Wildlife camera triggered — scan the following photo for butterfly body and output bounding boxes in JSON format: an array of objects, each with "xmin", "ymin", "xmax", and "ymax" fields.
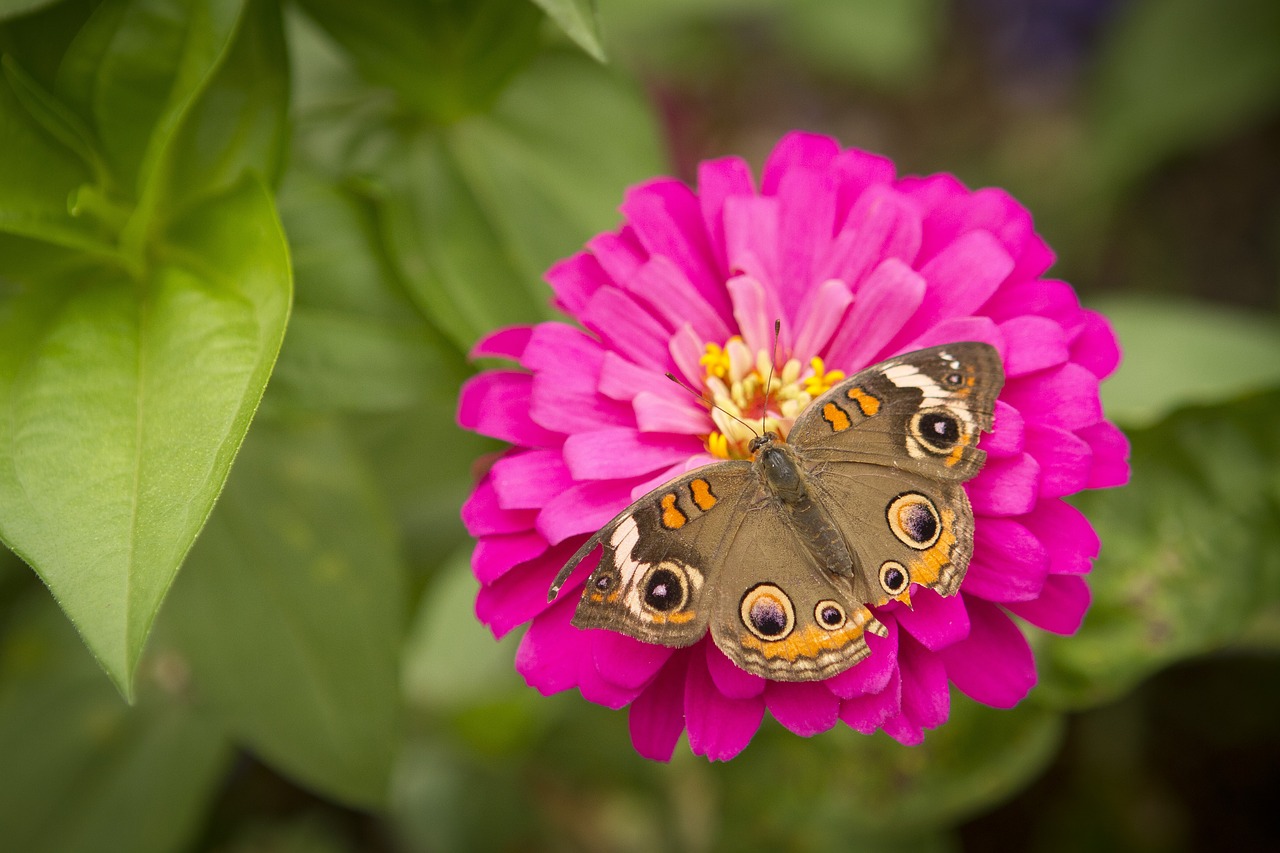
[{"xmin": 547, "ymin": 343, "xmax": 1004, "ymax": 681}]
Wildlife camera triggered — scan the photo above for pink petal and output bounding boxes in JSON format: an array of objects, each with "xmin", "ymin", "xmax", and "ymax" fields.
[
  {"xmin": 581, "ymin": 287, "xmax": 672, "ymax": 371},
  {"xmin": 563, "ymin": 429, "xmax": 703, "ymax": 480},
  {"xmin": 729, "ymin": 274, "xmax": 788, "ymax": 356},
  {"xmin": 622, "ymin": 179, "xmax": 728, "ymax": 318},
  {"xmin": 547, "ymin": 252, "xmax": 609, "ymax": 316},
  {"xmin": 760, "ymin": 130, "xmax": 840, "ymax": 195},
  {"xmin": 536, "ymin": 478, "xmax": 641, "ymax": 544},
  {"xmin": 629, "ymin": 653, "xmax": 689, "ymax": 762},
  {"xmin": 898, "ymin": 634, "xmax": 950, "ymax": 729},
  {"xmin": 818, "ymin": 184, "xmax": 922, "ymax": 291},
  {"xmin": 881, "ymin": 711, "xmax": 924, "ymax": 746},
  {"xmin": 826, "ymin": 616, "xmax": 898, "ymax": 699},
  {"xmin": 521, "ymin": 323, "xmax": 606, "ymax": 385},
  {"xmin": 515, "ymin": 597, "xmax": 588, "ymax": 694},
  {"xmin": 1078, "ymin": 420, "xmax": 1130, "ymax": 488},
  {"xmin": 724, "ymin": 195, "xmax": 779, "ymax": 289},
  {"xmin": 706, "ymin": 643, "xmax": 766, "ymax": 699},
  {"xmin": 999, "ymin": 316, "xmax": 1069, "ymax": 377},
  {"xmin": 530, "ymin": 372, "xmax": 635, "ymax": 434},
  {"xmin": 825, "ymin": 258, "xmax": 926, "ymax": 370},
  {"xmin": 941, "ymin": 599, "xmax": 1036, "ymax": 708},
  {"xmin": 1022, "ymin": 499, "xmax": 1099, "ymax": 576},
  {"xmin": 839, "ymin": 668, "xmax": 902, "ymax": 734},
  {"xmin": 792, "ymin": 279, "xmax": 853, "ymax": 359},
  {"xmin": 592, "ymin": 630, "xmax": 674, "ymax": 690},
  {"xmin": 471, "ymin": 530, "xmax": 549, "ymax": 584},
  {"xmin": 697, "ymin": 156, "xmax": 756, "ymax": 274},
  {"xmin": 896, "ymin": 230, "xmax": 1014, "ymax": 347},
  {"xmin": 965, "ymin": 517, "xmax": 1050, "ymax": 602},
  {"xmin": 765, "ymin": 680, "xmax": 841, "ymax": 737},
  {"xmin": 586, "ymin": 227, "xmax": 646, "ymax": 285},
  {"xmin": 982, "ymin": 279, "xmax": 1081, "ymax": 327},
  {"xmin": 461, "ymin": 478, "xmax": 537, "ymax": 536},
  {"xmin": 597, "ymin": 350, "xmax": 679, "ymax": 403},
  {"xmin": 1024, "ymin": 424, "xmax": 1091, "ymax": 499},
  {"xmin": 905, "ymin": 315, "xmax": 1004, "ymax": 354},
  {"xmin": 1070, "ymin": 309, "xmax": 1122, "ymax": 380},
  {"xmin": 967, "ymin": 453, "xmax": 1040, "ymax": 516},
  {"xmin": 669, "ymin": 324, "xmax": 708, "ymax": 387},
  {"xmin": 776, "ymin": 164, "xmax": 838, "ymax": 311},
  {"xmin": 684, "ymin": 642, "xmax": 766, "ymax": 761},
  {"xmin": 478, "ymin": 544, "xmax": 584, "ymax": 637},
  {"xmin": 982, "ymin": 400, "xmax": 1026, "ymax": 458},
  {"xmin": 831, "ymin": 147, "xmax": 897, "ymax": 227},
  {"xmin": 577, "ymin": 654, "xmax": 646, "ymax": 710},
  {"xmin": 634, "ymin": 390, "xmax": 714, "ymax": 434},
  {"xmin": 1002, "ymin": 363, "xmax": 1102, "ymax": 432},
  {"xmin": 625, "ymin": 255, "xmax": 732, "ymax": 342},
  {"xmin": 895, "ymin": 588, "xmax": 970, "ymax": 651},
  {"xmin": 470, "ymin": 325, "xmax": 533, "ymax": 360},
  {"xmin": 458, "ymin": 372, "xmax": 563, "ymax": 447},
  {"xmin": 489, "ymin": 449, "xmax": 574, "ymax": 510},
  {"xmin": 1006, "ymin": 574, "xmax": 1092, "ymax": 635}
]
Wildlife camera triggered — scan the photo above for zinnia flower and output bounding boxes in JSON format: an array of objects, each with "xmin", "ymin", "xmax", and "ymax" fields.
[{"xmin": 458, "ymin": 131, "xmax": 1128, "ymax": 761}]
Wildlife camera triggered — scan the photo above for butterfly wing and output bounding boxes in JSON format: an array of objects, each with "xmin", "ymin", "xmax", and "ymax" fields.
[
  {"xmin": 551, "ymin": 462, "xmax": 757, "ymax": 647},
  {"xmin": 788, "ymin": 343, "xmax": 1004, "ymax": 602}
]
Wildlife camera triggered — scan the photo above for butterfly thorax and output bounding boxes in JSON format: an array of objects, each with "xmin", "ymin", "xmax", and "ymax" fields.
[{"xmin": 750, "ymin": 432, "xmax": 858, "ymax": 580}]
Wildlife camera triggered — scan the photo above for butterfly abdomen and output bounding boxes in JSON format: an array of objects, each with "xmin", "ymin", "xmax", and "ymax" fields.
[{"xmin": 754, "ymin": 437, "xmax": 857, "ymax": 581}]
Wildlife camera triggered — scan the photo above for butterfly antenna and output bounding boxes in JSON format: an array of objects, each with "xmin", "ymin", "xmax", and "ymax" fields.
[
  {"xmin": 762, "ymin": 320, "xmax": 781, "ymax": 436},
  {"xmin": 664, "ymin": 372, "xmax": 759, "ymax": 437}
]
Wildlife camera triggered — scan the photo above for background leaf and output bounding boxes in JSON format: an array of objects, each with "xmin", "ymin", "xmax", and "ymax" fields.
[
  {"xmin": 0, "ymin": 178, "xmax": 291, "ymax": 695},
  {"xmin": 531, "ymin": 0, "xmax": 606, "ymax": 62},
  {"xmin": 0, "ymin": 588, "xmax": 230, "ymax": 853},
  {"xmin": 163, "ymin": 415, "xmax": 406, "ymax": 809}
]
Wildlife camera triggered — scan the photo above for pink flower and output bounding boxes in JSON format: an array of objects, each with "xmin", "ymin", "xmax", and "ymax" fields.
[{"xmin": 458, "ymin": 131, "xmax": 1128, "ymax": 761}]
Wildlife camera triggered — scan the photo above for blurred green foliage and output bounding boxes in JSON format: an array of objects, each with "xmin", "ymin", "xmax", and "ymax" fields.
[{"xmin": 0, "ymin": 0, "xmax": 1277, "ymax": 850}]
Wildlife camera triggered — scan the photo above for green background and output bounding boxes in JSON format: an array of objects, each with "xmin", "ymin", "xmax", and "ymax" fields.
[{"xmin": 1, "ymin": 0, "xmax": 1278, "ymax": 850}]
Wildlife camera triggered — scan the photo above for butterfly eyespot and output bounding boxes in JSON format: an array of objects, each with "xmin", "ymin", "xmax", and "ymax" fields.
[
  {"xmin": 943, "ymin": 371, "xmax": 964, "ymax": 388},
  {"xmin": 814, "ymin": 600, "xmax": 846, "ymax": 630},
  {"xmin": 740, "ymin": 584, "xmax": 795, "ymax": 641},
  {"xmin": 910, "ymin": 408, "xmax": 963, "ymax": 454},
  {"xmin": 880, "ymin": 561, "xmax": 910, "ymax": 595},
  {"xmin": 594, "ymin": 574, "xmax": 615, "ymax": 591},
  {"xmin": 642, "ymin": 565, "xmax": 688, "ymax": 613},
  {"xmin": 886, "ymin": 493, "xmax": 942, "ymax": 549}
]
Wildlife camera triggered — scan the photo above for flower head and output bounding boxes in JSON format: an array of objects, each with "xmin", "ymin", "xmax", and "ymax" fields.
[{"xmin": 458, "ymin": 131, "xmax": 1128, "ymax": 761}]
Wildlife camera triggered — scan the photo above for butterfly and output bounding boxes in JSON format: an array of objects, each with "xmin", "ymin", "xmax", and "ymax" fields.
[{"xmin": 547, "ymin": 343, "xmax": 1004, "ymax": 682}]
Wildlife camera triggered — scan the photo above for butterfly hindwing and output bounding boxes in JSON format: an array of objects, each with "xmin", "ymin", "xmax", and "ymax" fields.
[{"xmin": 563, "ymin": 463, "xmax": 756, "ymax": 647}]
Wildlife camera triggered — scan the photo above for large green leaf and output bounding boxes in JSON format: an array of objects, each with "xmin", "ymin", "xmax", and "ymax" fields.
[
  {"xmin": 381, "ymin": 49, "xmax": 667, "ymax": 350},
  {"xmin": 295, "ymin": 0, "xmax": 542, "ymax": 123},
  {"xmin": 1037, "ymin": 390, "xmax": 1280, "ymax": 708},
  {"xmin": 0, "ymin": 178, "xmax": 292, "ymax": 697},
  {"xmin": 164, "ymin": 416, "xmax": 405, "ymax": 809},
  {"xmin": 1091, "ymin": 296, "xmax": 1280, "ymax": 428},
  {"xmin": 270, "ymin": 167, "xmax": 467, "ymax": 414},
  {"xmin": 0, "ymin": 589, "xmax": 231, "ymax": 853}
]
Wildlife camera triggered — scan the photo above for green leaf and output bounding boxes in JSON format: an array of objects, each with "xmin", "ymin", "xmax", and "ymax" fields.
[
  {"xmin": 381, "ymin": 49, "xmax": 667, "ymax": 350},
  {"xmin": 0, "ymin": 0, "xmax": 64, "ymax": 21},
  {"xmin": 295, "ymin": 0, "xmax": 542, "ymax": 123},
  {"xmin": 1089, "ymin": 0, "xmax": 1280, "ymax": 186},
  {"xmin": 0, "ymin": 56, "xmax": 109, "ymax": 252},
  {"xmin": 402, "ymin": 546, "xmax": 522, "ymax": 713},
  {"xmin": 163, "ymin": 416, "xmax": 405, "ymax": 809},
  {"xmin": 165, "ymin": 0, "xmax": 290, "ymax": 209},
  {"xmin": 0, "ymin": 177, "xmax": 292, "ymax": 697},
  {"xmin": 0, "ymin": 590, "xmax": 231, "ymax": 853},
  {"xmin": 530, "ymin": 0, "xmax": 606, "ymax": 62},
  {"xmin": 1036, "ymin": 390, "xmax": 1280, "ymax": 708},
  {"xmin": 1090, "ymin": 296, "xmax": 1280, "ymax": 428},
  {"xmin": 270, "ymin": 167, "xmax": 468, "ymax": 413}
]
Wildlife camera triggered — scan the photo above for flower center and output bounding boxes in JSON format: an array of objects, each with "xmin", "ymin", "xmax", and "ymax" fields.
[{"xmin": 699, "ymin": 336, "xmax": 846, "ymax": 460}]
